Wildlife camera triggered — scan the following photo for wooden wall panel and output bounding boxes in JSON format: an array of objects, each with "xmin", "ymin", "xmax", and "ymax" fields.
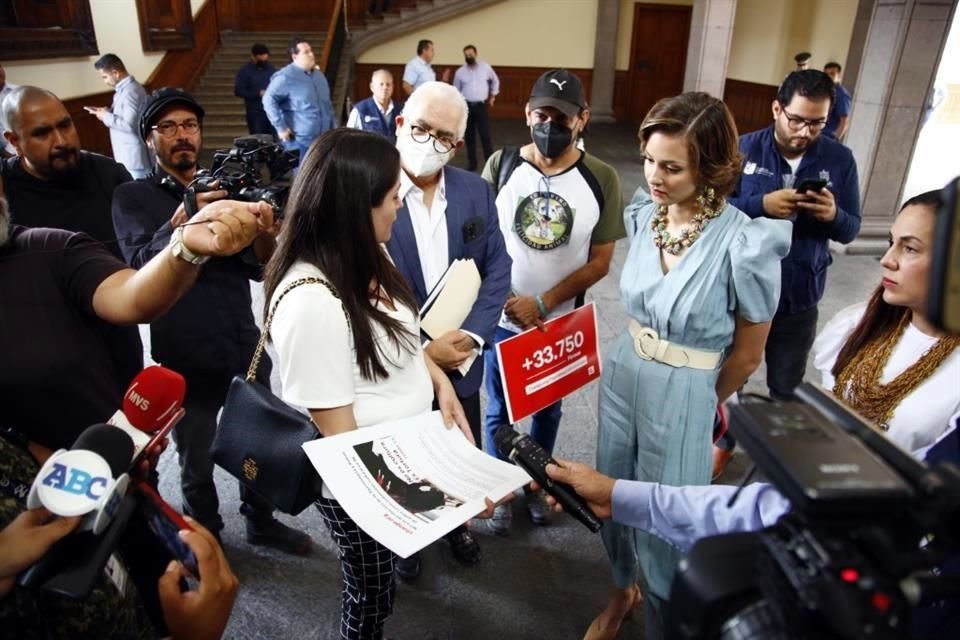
[
  {"xmin": 146, "ymin": 0, "xmax": 220, "ymax": 92},
  {"xmin": 724, "ymin": 78, "xmax": 778, "ymax": 137},
  {"xmin": 352, "ymin": 63, "xmax": 595, "ymax": 121},
  {"xmin": 136, "ymin": 0, "xmax": 194, "ymax": 52},
  {"xmin": 63, "ymin": 92, "xmax": 114, "ymax": 158},
  {"xmin": 215, "ymin": 0, "xmax": 333, "ymax": 32}
]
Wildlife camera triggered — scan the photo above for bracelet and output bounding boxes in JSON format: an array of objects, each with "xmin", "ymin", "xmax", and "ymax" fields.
[{"xmin": 535, "ymin": 294, "xmax": 549, "ymax": 318}]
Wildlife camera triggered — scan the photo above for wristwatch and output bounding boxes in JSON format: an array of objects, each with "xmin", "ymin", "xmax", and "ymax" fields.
[{"xmin": 169, "ymin": 225, "xmax": 209, "ymax": 265}]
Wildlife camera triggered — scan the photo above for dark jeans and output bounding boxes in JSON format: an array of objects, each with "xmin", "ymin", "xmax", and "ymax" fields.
[
  {"xmin": 245, "ymin": 108, "xmax": 275, "ymax": 138},
  {"xmin": 765, "ymin": 305, "xmax": 819, "ymax": 401},
  {"xmin": 464, "ymin": 101, "xmax": 493, "ymax": 171},
  {"xmin": 483, "ymin": 326, "xmax": 563, "ymax": 457},
  {"xmin": 171, "ymin": 367, "xmax": 275, "ymax": 533}
]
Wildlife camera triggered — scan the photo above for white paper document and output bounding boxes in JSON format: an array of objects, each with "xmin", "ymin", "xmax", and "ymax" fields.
[
  {"xmin": 419, "ymin": 258, "xmax": 481, "ymax": 340},
  {"xmin": 302, "ymin": 411, "xmax": 530, "ymax": 558}
]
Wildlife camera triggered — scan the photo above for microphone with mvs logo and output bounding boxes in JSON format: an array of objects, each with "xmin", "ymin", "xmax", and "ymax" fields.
[{"xmin": 107, "ymin": 365, "xmax": 186, "ymax": 463}]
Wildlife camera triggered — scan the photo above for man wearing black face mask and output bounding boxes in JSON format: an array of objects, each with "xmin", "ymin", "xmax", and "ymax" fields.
[
  {"xmin": 454, "ymin": 45, "xmax": 499, "ymax": 172},
  {"xmin": 481, "ymin": 69, "xmax": 625, "ymax": 533},
  {"xmin": 234, "ymin": 44, "xmax": 277, "ymax": 137}
]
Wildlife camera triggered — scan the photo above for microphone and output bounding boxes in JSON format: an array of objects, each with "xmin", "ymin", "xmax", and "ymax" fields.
[
  {"xmin": 26, "ymin": 424, "xmax": 134, "ymax": 534},
  {"xmin": 494, "ymin": 425, "xmax": 602, "ymax": 533},
  {"xmin": 107, "ymin": 365, "xmax": 187, "ymax": 462},
  {"xmin": 20, "ymin": 425, "xmax": 139, "ymax": 598}
]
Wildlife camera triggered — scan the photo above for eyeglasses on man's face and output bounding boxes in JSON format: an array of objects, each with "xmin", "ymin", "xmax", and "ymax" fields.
[
  {"xmin": 409, "ymin": 124, "xmax": 455, "ymax": 153},
  {"xmin": 778, "ymin": 107, "xmax": 826, "ymax": 133},
  {"xmin": 151, "ymin": 119, "xmax": 201, "ymax": 137}
]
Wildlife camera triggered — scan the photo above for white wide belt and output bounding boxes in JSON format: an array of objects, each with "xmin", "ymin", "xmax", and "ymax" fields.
[{"xmin": 627, "ymin": 320, "xmax": 723, "ymax": 371}]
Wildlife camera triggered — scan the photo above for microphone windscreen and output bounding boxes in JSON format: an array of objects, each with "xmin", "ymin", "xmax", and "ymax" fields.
[
  {"xmin": 121, "ymin": 365, "xmax": 186, "ymax": 432},
  {"xmin": 493, "ymin": 425, "xmax": 517, "ymax": 458},
  {"xmin": 72, "ymin": 424, "xmax": 135, "ymax": 478}
]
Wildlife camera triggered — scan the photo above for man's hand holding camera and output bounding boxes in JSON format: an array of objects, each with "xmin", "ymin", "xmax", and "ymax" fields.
[{"xmin": 180, "ymin": 200, "xmax": 276, "ymax": 259}]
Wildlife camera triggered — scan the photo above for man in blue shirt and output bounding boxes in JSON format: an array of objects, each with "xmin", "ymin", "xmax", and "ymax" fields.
[
  {"xmin": 262, "ymin": 37, "xmax": 335, "ymax": 165},
  {"xmin": 454, "ymin": 44, "xmax": 500, "ymax": 172},
  {"xmin": 823, "ymin": 61, "xmax": 853, "ymax": 140},
  {"xmin": 234, "ymin": 43, "xmax": 276, "ymax": 137},
  {"xmin": 729, "ymin": 70, "xmax": 861, "ymax": 402},
  {"xmin": 402, "ymin": 39, "xmax": 436, "ymax": 96}
]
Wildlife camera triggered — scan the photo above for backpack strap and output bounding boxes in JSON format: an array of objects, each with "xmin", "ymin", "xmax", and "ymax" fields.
[{"xmin": 496, "ymin": 145, "xmax": 523, "ymax": 195}]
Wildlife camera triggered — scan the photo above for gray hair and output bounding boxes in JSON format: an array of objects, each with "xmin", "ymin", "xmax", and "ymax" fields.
[{"xmin": 402, "ymin": 81, "xmax": 468, "ymax": 140}]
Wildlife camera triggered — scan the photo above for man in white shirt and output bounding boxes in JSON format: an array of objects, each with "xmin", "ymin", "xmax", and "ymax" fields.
[
  {"xmin": 384, "ymin": 81, "xmax": 511, "ymax": 581},
  {"xmin": 346, "ymin": 69, "xmax": 397, "ymax": 140},
  {"xmin": 402, "ymin": 40, "xmax": 436, "ymax": 96}
]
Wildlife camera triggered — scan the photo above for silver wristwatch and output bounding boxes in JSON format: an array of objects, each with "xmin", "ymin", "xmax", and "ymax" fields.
[{"xmin": 169, "ymin": 225, "xmax": 209, "ymax": 265}]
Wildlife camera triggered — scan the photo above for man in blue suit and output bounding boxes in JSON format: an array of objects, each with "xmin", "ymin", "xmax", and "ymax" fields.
[{"xmin": 385, "ymin": 81, "xmax": 511, "ymax": 581}]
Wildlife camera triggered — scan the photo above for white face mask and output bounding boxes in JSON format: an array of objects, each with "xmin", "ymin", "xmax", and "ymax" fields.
[{"xmin": 396, "ymin": 130, "xmax": 451, "ymax": 178}]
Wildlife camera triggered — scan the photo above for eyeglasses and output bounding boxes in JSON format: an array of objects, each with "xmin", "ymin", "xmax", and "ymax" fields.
[
  {"xmin": 779, "ymin": 108, "xmax": 826, "ymax": 132},
  {"xmin": 409, "ymin": 124, "xmax": 455, "ymax": 153},
  {"xmin": 151, "ymin": 119, "xmax": 201, "ymax": 137}
]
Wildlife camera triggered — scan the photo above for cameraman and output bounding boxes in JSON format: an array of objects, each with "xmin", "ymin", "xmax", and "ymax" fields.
[{"xmin": 111, "ymin": 88, "xmax": 311, "ymax": 555}]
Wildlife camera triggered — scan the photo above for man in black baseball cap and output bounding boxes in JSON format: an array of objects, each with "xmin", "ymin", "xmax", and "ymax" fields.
[
  {"xmin": 478, "ymin": 69, "xmax": 624, "ymax": 534},
  {"xmin": 115, "ymin": 88, "xmax": 312, "ymax": 556}
]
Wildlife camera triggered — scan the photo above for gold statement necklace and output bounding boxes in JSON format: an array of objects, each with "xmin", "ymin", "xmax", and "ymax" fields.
[
  {"xmin": 651, "ymin": 189, "xmax": 726, "ymax": 256},
  {"xmin": 833, "ymin": 312, "xmax": 960, "ymax": 430}
]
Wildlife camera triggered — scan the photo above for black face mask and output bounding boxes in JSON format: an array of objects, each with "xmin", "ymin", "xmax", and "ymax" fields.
[
  {"xmin": 531, "ymin": 121, "xmax": 574, "ymax": 159},
  {"xmin": 465, "ymin": 56, "xmax": 476, "ymax": 65}
]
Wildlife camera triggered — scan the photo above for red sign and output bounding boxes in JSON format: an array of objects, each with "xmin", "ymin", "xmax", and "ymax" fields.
[{"xmin": 496, "ymin": 303, "xmax": 602, "ymax": 424}]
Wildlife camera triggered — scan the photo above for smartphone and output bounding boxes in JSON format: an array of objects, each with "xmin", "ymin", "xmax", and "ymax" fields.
[
  {"xmin": 796, "ymin": 178, "xmax": 827, "ymax": 195},
  {"xmin": 131, "ymin": 407, "xmax": 185, "ymax": 468},
  {"xmin": 136, "ymin": 483, "xmax": 199, "ymax": 578}
]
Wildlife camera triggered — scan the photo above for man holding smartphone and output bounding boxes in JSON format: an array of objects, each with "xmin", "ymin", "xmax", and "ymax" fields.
[{"xmin": 729, "ymin": 70, "xmax": 861, "ymax": 403}]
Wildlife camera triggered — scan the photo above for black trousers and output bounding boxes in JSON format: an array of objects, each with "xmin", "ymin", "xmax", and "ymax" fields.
[
  {"xmin": 171, "ymin": 366, "xmax": 275, "ymax": 532},
  {"xmin": 764, "ymin": 305, "xmax": 819, "ymax": 401},
  {"xmin": 245, "ymin": 108, "xmax": 275, "ymax": 138},
  {"xmin": 464, "ymin": 101, "xmax": 493, "ymax": 171}
]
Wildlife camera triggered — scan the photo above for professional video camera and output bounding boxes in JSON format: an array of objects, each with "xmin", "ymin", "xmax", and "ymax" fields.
[
  {"xmin": 665, "ymin": 177, "xmax": 960, "ymax": 640},
  {"xmin": 193, "ymin": 134, "xmax": 298, "ymax": 215}
]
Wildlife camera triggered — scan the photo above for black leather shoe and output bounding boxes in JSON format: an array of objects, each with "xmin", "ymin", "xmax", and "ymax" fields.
[
  {"xmin": 245, "ymin": 517, "xmax": 313, "ymax": 556},
  {"xmin": 395, "ymin": 552, "xmax": 421, "ymax": 583},
  {"xmin": 445, "ymin": 527, "xmax": 482, "ymax": 566}
]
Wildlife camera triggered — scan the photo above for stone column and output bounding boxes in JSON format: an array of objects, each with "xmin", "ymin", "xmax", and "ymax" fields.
[
  {"xmin": 846, "ymin": 0, "xmax": 956, "ymax": 252},
  {"xmin": 682, "ymin": 0, "xmax": 737, "ymax": 97},
  {"xmin": 842, "ymin": 0, "xmax": 878, "ymax": 98},
  {"xmin": 590, "ymin": 0, "xmax": 620, "ymax": 123}
]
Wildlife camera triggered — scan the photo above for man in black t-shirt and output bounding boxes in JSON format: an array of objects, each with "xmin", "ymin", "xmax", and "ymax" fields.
[{"xmin": 0, "ymin": 86, "xmax": 142, "ymax": 388}]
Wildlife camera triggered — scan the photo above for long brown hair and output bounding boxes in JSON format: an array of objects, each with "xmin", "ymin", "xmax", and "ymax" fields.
[
  {"xmin": 832, "ymin": 189, "xmax": 948, "ymax": 377},
  {"xmin": 263, "ymin": 129, "xmax": 416, "ymax": 381}
]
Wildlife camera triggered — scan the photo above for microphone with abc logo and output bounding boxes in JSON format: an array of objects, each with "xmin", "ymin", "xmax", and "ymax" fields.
[{"xmin": 19, "ymin": 424, "xmax": 137, "ymax": 597}]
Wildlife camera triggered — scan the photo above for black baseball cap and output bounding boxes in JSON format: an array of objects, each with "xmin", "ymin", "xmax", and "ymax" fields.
[
  {"xmin": 528, "ymin": 69, "xmax": 586, "ymax": 119},
  {"xmin": 139, "ymin": 87, "xmax": 205, "ymax": 139}
]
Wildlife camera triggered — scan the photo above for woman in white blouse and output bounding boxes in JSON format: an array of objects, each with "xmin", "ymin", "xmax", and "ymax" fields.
[
  {"xmin": 814, "ymin": 188, "xmax": 960, "ymax": 452},
  {"xmin": 262, "ymin": 129, "xmax": 472, "ymax": 640}
]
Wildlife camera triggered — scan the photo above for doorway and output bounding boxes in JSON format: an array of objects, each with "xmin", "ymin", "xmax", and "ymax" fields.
[{"xmin": 626, "ymin": 3, "xmax": 692, "ymax": 123}]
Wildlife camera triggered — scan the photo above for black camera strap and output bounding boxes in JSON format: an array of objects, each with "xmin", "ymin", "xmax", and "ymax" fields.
[{"xmin": 182, "ymin": 187, "xmax": 201, "ymax": 218}]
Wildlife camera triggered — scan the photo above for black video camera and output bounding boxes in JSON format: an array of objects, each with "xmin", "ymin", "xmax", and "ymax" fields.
[
  {"xmin": 665, "ymin": 177, "xmax": 960, "ymax": 639},
  {"xmin": 193, "ymin": 134, "xmax": 298, "ymax": 215}
]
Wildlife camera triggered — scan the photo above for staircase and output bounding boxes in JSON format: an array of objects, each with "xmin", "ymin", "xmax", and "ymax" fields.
[{"xmin": 191, "ymin": 31, "xmax": 327, "ymax": 153}]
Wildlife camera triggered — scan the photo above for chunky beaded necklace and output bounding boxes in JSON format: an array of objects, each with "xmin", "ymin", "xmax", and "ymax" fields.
[
  {"xmin": 833, "ymin": 312, "xmax": 960, "ymax": 431},
  {"xmin": 651, "ymin": 190, "xmax": 726, "ymax": 256}
]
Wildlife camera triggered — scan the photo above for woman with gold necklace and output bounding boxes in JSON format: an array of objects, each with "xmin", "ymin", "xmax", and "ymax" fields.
[
  {"xmin": 814, "ymin": 189, "xmax": 960, "ymax": 453},
  {"xmin": 588, "ymin": 93, "xmax": 791, "ymax": 640}
]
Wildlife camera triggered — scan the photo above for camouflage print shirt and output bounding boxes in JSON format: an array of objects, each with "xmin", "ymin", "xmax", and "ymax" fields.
[{"xmin": 0, "ymin": 431, "xmax": 158, "ymax": 640}]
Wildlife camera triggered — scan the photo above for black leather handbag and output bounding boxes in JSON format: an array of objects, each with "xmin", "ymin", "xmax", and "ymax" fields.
[{"xmin": 212, "ymin": 277, "xmax": 339, "ymax": 515}]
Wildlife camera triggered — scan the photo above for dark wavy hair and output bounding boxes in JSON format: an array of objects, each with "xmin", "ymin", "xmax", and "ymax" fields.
[
  {"xmin": 639, "ymin": 92, "xmax": 743, "ymax": 196},
  {"xmin": 777, "ymin": 70, "xmax": 836, "ymax": 108},
  {"xmin": 263, "ymin": 128, "xmax": 416, "ymax": 381},
  {"xmin": 832, "ymin": 189, "xmax": 954, "ymax": 377}
]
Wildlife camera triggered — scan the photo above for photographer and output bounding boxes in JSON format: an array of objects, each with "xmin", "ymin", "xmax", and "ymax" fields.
[{"xmin": 111, "ymin": 88, "xmax": 311, "ymax": 555}]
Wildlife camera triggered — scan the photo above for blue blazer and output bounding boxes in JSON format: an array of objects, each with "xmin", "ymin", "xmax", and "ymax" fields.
[{"xmin": 386, "ymin": 166, "xmax": 512, "ymax": 396}]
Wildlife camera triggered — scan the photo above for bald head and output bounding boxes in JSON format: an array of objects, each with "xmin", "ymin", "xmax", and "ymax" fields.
[
  {"xmin": 2, "ymin": 86, "xmax": 80, "ymax": 180},
  {"xmin": 370, "ymin": 69, "xmax": 394, "ymax": 108}
]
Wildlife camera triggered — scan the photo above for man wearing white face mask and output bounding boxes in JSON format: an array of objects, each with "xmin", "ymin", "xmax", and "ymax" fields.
[{"xmin": 384, "ymin": 81, "xmax": 512, "ymax": 582}]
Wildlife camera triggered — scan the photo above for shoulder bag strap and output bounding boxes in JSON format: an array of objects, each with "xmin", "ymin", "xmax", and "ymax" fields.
[{"xmin": 245, "ymin": 276, "xmax": 344, "ymax": 382}]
